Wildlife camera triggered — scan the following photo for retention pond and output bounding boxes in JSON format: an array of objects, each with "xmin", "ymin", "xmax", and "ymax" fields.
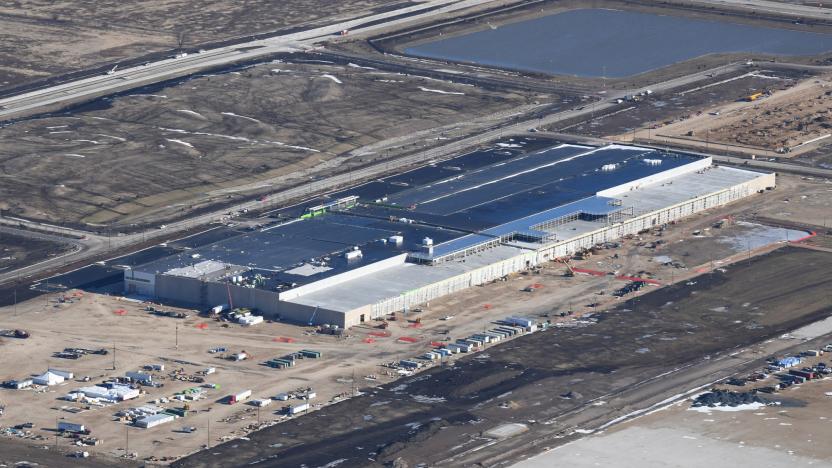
[{"xmin": 404, "ymin": 9, "xmax": 832, "ymax": 77}]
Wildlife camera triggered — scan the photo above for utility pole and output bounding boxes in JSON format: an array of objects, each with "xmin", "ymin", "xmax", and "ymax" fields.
[
  {"xmin": 207, "ymin": 417, "xmax": 211, "ymax": 449},
  {"xmin": 175, "ymin": 322, "xmax": 179, "ymax": 350},
  {"xmin": 112, "ymin": 343, "xmax": 116, "ymax": 370},
  {"xmin": 125, "ymin": 425, "xmax": 129, "ymax": 457},
  {"xmin": 55, "ymin": 417, "xmax": 59, "ymax": 450}
]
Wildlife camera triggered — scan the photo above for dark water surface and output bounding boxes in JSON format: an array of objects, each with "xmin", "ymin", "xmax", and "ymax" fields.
[{"xmin": 405, "ymin": 9, "xmax": 832, "ymax": 77}]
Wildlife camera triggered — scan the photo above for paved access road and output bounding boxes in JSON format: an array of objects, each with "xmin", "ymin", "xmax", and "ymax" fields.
[{"xmin": 683, "ymin": 0, "xmax": 832, "ymax": 19}]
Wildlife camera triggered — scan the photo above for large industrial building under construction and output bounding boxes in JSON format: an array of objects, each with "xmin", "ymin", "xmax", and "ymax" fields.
[{"xmin": 125, "ymin": 141, "xmax": 775, "ymax": 327}]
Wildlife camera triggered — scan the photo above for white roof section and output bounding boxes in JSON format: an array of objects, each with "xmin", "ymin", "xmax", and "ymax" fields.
[
  {"xmin": 284, "ymin": 263, "xmax": 333, "ymax": 276},
  {"xmin": 165, "ymin": 259, "xmax": 229, "ymax": 278},
  {"xmin": 620, "ymin": 165, "xmax": 766, "ymax": 213},
  {"xmin": 288, "ymin": 244, "xmax": 529, "ymax": 312}
]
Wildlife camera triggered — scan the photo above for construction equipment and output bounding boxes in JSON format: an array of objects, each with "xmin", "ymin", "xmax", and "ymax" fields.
[
  {"xmin": 745, "ymin": 92, "xmax": 764, "ymax": 102},
  {"xmin": 0, "ymin": 329, "xmax": 29, "ymax": 339},
  {"xmin": 563, "ymin": 260, "xmax": 575, "ymax": 277}
]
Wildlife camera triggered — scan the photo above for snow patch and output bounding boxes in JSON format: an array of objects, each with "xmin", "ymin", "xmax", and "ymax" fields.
[
  {"xmin": 321, "ymin": 74, "xmax": 343, "ymax": 84},
  {"xmin": 412, "ymin": 395, "xmax": 446, "ymax": 404},
  {"xmin": 166, "ymin": 138, "xmax": 195, "ymax": 149},
  {"xmin": 221, "ymin": 112, "xmax": 261, "ymax": 123},
  {"xmin": 348, "ymin": 62, "xmax": 375, "ymax": 70},
  {"xmin": 177, "ymin": 109, "xmax": 206, "ymax": 119},
  {"xmin": 688, "ymin": 402, "xmax": 766, "ymax": 414},
  {"xmin": 418, "ymin": 86, "xmax": 464, "ymax": 95}
]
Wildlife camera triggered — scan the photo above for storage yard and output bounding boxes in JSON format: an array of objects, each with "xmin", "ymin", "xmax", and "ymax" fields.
[{"xmin": 626, "ymin": 74, "xmax": 832, "ymax": 158}]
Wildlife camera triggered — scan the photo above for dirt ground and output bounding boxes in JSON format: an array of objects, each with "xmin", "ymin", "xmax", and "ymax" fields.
[
  {"xmin": 628, "ymin": 75, "xmax": 832, "ymax": 157},
  {"xmin": 0, "ymin": 0, "xmax": 401, "ymax": 90},
  {"xmin": 0, "ymin": 230, "xmax": 73, "ymax": 274},
  {"xmin": 554, "ymin": 68, "xmax": 807, "ymax": 136},
  {"xmin": 0, "ymin": 59, "xmax": 536, "ymax": 228}
]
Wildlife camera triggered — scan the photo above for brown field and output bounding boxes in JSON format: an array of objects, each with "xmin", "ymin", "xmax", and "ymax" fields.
[
  {"xmin": 0, "ymin": 59, "xmax": 535, "ymax": 227},
  {"xmin": 619, "ymin": 75, "xmax": 832, "ymax": 158},
  {"xmin": 0, "ymin": 0, "xmax": 400, "ymax": 90}
]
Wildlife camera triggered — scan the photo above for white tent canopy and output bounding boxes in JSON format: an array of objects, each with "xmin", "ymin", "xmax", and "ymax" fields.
[{"xmin": 33, "ymin": 371, "xmax": 65, "ymax": 386}]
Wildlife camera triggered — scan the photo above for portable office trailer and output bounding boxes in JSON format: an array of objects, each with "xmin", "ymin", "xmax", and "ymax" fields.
[
  {"xmin": 288, "ymin": 403, "xmax": 309, "ymax": 415},
  {"xmin": 136, "ymin": 414, "xmax": 175, "ymax": 429},
  {"xmin": 505, "ymin": 316, "xmax": 535, "ymax": 328},
  {"xmin": 471, "ymin": 334, "xmax": 491, "ymax": 344},
  {"xmin": 464, "ymin": 338, "xmax": 484, "ymax": 347},
  {"xmin": 58, "ymin": 422, "xmax": 87, "ymax": 434},
  {"xmin": 483, "ymin": 332, "xmax": 502, "ymax": 342},
  {"xmin": 126, "ymin": 371, "xmax": 153, "ymax": 384},
  {"xmin": 489, "ymin": 329, "xmax": 509, "ymax": 339},
  {"xmin": 452, "ymin": 342, "xmax": 473, "ymax": 353},
  {"xmin": 7, "ymin": 379, "xmax": 32, "ymax": 389},
  {"xmin": 229, "ymin": 389, "xmax": 252, "ymax": 404}
]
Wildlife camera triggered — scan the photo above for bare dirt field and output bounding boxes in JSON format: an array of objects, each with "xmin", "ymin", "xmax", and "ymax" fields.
[
  {"xmin": 0, "ymin": 0, "xmax": 401, "ymax": 90},
  {"xmin": 0, "ymin": 230, "xmax": 73, "ymax": 274},
  {"xmin": 628, "ymin": 75, "xmax": 832, "ymax": 158},
  {"xmin": 554, "ymin": 68, "xmax": 808, "ymax": 136},
  {"xmin": 0, "ymin": 59, "xmax": 536, "ymax": 228}
]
